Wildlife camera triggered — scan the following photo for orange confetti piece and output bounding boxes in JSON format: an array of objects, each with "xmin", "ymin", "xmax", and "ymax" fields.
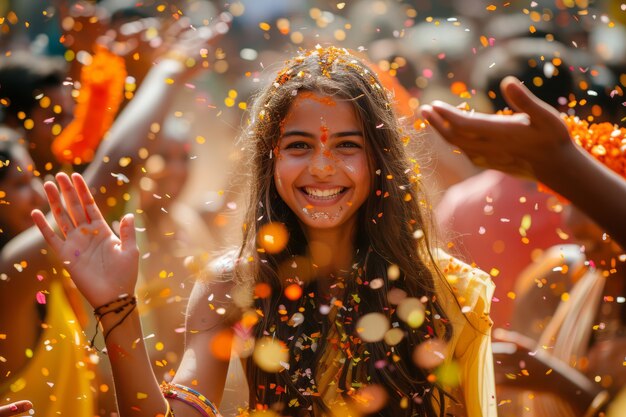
[{"xmin": 284, "ymin": 283, "xmax": 303, "ymax": 301}]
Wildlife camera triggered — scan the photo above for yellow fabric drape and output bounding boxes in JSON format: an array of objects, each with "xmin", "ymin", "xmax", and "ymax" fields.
[{"xmin": 0, "ymin": 280, "xmax": 96, "ymax": 416}]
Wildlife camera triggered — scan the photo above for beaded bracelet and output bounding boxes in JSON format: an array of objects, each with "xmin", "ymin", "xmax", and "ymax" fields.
[{"xmin": 161, "ymin": 382, "xmax": 219, "ymax": 417}]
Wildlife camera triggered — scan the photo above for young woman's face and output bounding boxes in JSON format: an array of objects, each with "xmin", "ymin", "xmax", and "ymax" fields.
[
  {"xmin": 0, "ymin": 147, "xmax": 45, "ymax": 236},
  {"xmin": 274, "ymin": 91, "xmax": 371, "ymax": 234}
]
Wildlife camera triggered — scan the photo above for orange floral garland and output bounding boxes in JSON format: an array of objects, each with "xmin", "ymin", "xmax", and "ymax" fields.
[
  {"xmin": 52, "ymin": 45, "xmax": 126, "ymax": 164},
  {"xmin": 562, "ymin": 115, "xmax": 626, "ymax": 179}
]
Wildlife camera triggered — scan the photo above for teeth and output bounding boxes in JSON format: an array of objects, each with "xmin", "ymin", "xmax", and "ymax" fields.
[{"xmin": 304, "ymin": 187, "xmax": 344, "ymax": 199}]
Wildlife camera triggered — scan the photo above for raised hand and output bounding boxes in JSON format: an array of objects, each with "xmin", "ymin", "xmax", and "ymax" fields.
[
  {"xmin": 420, "ymin": 76, "xmax": 573, "ymax": 180},
  {"xmin": 155, "ymin": 12, "xmax": 232, "ymax": 81},
  {"xmin": 31, "ymin": 173, "xmax": 139, "ymax": 308}
]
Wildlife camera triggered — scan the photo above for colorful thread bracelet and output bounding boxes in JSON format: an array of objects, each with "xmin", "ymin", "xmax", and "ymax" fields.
[{"xmin": 161, "ymin": 382, "xmax": 219, "ymax": 417}]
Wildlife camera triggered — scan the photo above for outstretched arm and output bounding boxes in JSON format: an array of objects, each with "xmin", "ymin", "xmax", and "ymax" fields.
[
  {"xmin": 82, "ymin": 13, "xmax": 232, "ymax": 210},
  {"xmin": 421, "ymin": 76, "xmax": 626, "ymax": 249},
  {"xmin": 493, "ymin": 329, "xmax": 608, "ymax": 415},
  {"xmin": 30, "ymin": 173, "xmax": 166, "ymax": 415},
  {"xmin": 31, "ymin": 173, "xmax": 232, "ymax": 416}
]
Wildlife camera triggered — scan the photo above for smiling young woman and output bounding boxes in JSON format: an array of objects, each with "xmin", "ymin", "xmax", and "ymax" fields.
[{"xmin": 31, "ymin": 46, "xmax": 497, "ymax": 417}]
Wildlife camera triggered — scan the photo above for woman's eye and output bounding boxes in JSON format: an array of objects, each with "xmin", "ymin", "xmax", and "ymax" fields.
[
  {"xmin": 337, "ymin": 141, "xmax": 361, "ymax": 149},
  {"xmin": 285, "ymin": 141, "xmax": 310, "ymax": 150}
]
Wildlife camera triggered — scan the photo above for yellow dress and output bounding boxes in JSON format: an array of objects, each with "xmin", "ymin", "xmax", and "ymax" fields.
[
  {"xmin": 0, "ymin": 280, "xmax": 96, "ymax": 416},
  {"xmin": 316, "ymin": 250, "xmax": 497, "ymax": 417},
  {"xmin": 433, "ymin": 249, "xmax": 497, "ymax": 417}
]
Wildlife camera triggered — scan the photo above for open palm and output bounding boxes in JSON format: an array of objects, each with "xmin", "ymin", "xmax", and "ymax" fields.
[
  {"xmin": 31, "ymin": 173, "xmax": 139, "ymax": 308},
  {"xmin": 421, "ymin": 76, "xmax": 573, "ymax": 180}
]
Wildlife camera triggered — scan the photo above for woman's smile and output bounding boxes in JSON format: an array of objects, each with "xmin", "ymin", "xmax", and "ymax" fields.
[{"xmin": 274, "ymin": 91, "xmax": 371, "ymax": 233}]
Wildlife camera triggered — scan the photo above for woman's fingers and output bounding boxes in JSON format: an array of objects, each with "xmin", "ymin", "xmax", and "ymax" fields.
[
  {"xmin": 31, "ymin": 210, "xmax": 65, "ymax": 252},
  {"xmin": 43, "ymin": 180, "xmax": 75, "ymax": 237},
  {"xmin": 119, "ymin": 213, "xmax": 137, "ymax": 253},
  {"xmin": 56, "ymin": 173, "xmax": 88, "ymax": 226},
  {"xmin": 71, "ymin": 173, "xmax": 105, "ymax": 224}
]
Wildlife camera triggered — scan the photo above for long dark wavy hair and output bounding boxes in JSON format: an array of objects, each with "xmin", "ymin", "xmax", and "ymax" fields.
[{"xmin": 235, "ymin": 47, "xmax": 453, "ymax": 417}]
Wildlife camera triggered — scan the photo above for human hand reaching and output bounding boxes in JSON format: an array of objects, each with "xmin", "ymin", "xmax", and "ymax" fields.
[
  {"xmin": 492, "ymin": 328, "xmax": 602, "ymax": 411},
  {"xmin": 155, "ymin": 12, "xmax": 232, "ymax": 81},
  {"xmin": 420, "ymin": 76, "xmax": 573, "ymax": 180},
  {"xmin": 31, "ymin": 173, "xmax": 139, "ymax": 308}
]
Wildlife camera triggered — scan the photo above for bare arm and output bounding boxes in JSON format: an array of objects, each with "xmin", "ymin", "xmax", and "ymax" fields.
[
  {"xmin": 421, "ymin": 76, "xmax": 626, "ymax": 249},
  {"xmin": 33, "ymin": 174, "xmax": 230, "ymax": 417},
  {"xmin": 82, "ymin": 13, "xmax": 231, "ymax": 210},
  {"xmin": 31, "ymin": 172, "xmax": 234, "ymax": 416},
  {"xmin": 493, "ymin": 329, "xmax": 605, "ymax": 414}
]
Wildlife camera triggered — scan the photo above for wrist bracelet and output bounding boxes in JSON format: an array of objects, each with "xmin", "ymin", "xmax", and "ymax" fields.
[
  {"xmin": 582, "ymin": 390, "xmax": 611, "ymax": 417},
  {"xmin": 161, "ymin": 382, "xmax": 219, "ymax": 417},
  {"xmin": 89, "ymin": 295, "xmax": 137, "ymax": 350}
]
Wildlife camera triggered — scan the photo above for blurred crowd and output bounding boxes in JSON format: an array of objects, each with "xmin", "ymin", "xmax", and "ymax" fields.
[{"xmin": 0, "ymin": 0, "xmax": 625, "ymax": 416}]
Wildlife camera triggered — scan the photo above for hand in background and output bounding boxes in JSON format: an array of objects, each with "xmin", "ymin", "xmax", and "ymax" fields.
[{"xmin": 421, "ymin": 76, "xmax": 572, "ymax": 180}]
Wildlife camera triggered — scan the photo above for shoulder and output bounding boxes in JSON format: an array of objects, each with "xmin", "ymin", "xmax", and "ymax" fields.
[
  {"xmin": 432, "ymin": 248, "xmax": 494, "ymax": 308},
  {"xmin": 431, "ymin": 248, "xmax": 494, "ymax": 331},
  {"xmin": 186, "ymin": 249, "xmax": 253, "ymax": 328}
]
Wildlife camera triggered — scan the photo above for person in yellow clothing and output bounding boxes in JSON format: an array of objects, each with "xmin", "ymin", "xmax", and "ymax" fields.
[
  {"xmin": 31, "ymin": 42, "xmax": 626, "ymax": 417},
  {"xmin": 32, "ymin": 46, "xmax": 499, "ymax": 417},
  {"xmin": 0, "ymin": 280, "xmax": 95, "ymax": 416}
]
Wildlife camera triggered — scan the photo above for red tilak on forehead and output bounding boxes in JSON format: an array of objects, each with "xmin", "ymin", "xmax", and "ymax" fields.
[{"xmin": 320, "ymin": 119, "xmax": 329, "ymax": 144}]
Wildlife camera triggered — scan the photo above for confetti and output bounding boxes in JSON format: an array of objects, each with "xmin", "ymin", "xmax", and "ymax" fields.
[
  {"xmin": 253, "ymin": 337, "xmax": 288, "ymax": 372},
  {"xmin": 397, "ymin": 298, "xmax": 425, "ymax": 328},
  {"xmin": 257, "ymin": 222, "xmax": 289, "ymax": 254},
  {"xmin": 356, "ymin": 313, "xmax": 389, "ymax": 342},
  {"xmin": 413, "ymin": 338, "xmax": 448, "ymax": 368}
]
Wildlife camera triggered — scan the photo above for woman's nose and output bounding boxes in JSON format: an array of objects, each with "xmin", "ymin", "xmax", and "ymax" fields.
[{"xmin": 308, "ymin": 150, "xmax": 336, "ymax": 178}]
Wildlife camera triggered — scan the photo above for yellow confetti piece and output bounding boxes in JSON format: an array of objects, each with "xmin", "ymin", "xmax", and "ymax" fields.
[
  {"xmin": 10, "ymin": 378, "xmax": 26, "ymax": 393},
  {"xmin": 507, "ymin": 291, "xmax": 516, "ymax": 300},
  {"xmin": 356, "ymin": 313, "xmax": 389, "ymax": 342},
  {"xmin": 388, "ymin": 264, "xmax": 400, "ymax": 280},
  {"xmin": 155, "ymin": 342, "xmax": 164, "ymax": 351},
  {"xmin": 561, "ymin": 292, "xmax": 570, "ymax": 302},
  {"xmin": 253, "ymin": 337, "xmax": 288, "ymax": 372},
  {"xmin": 486, "ymin": 4, "xmax": 497, "ymax": 11},
  {"xmin": 489, "ymin": 268, "xmax": 500, "ymax": 277},
  {"xmin": 136, "ymin": 392, "xmax": 148, "ymax": 399},
  {"xmin": 259, "ymin": 22, "xmax": 271, "ymax": 31}
]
